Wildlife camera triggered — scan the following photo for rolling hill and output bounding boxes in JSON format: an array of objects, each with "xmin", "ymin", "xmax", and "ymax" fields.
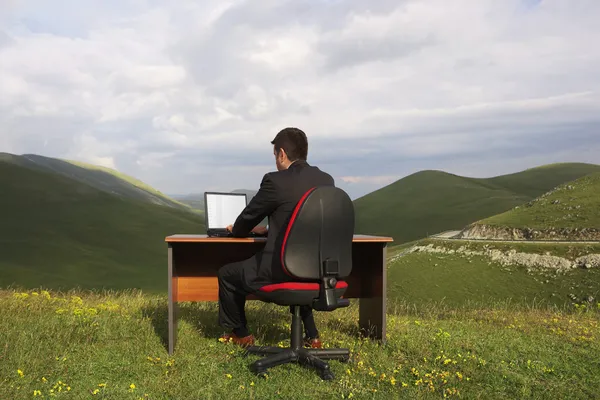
[
  {"xmin": 458, "ymin": 171, "xmax": 600, "ymax": 240},
  {"xmin": 353, "ymin": 163, "xmax": 600, "ymax": 243},
  {"xmin": 0, "ymin": 159, "xmax": 204, "ymax": 292},
  {"xmin": 0, "ymin": 153, "xmax": 189, "ymax": 210}
]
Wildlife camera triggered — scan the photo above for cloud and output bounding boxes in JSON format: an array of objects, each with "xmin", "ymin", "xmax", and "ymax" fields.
[{"xmin": 0, "ymin": 0, "xmax": 599, "ymax": 199}]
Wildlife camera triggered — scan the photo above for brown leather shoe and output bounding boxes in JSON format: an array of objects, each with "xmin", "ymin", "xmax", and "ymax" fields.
[
  {"xmin": 304, "ymin": 337, "xmax": 322, "ymax": 349},
  {"xmin": 219, "ymin": 333, "xmax": 255, "ymax": 347}
]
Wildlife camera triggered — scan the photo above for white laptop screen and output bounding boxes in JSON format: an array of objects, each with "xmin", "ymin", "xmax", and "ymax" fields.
[{"xmin": 205, "ymin": 193, "xmax": 247, "ymax": 229}]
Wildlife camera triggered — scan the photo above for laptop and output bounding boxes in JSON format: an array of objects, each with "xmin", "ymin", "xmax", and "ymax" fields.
[{"xmin": 204, "ymin": 192, "xmax": 248, "ymax": 237}]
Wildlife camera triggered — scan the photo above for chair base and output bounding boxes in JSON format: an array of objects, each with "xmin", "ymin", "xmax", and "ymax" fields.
[{"xmin": 246, "ymin": 346, "xmax": 350, "ymax": 380}]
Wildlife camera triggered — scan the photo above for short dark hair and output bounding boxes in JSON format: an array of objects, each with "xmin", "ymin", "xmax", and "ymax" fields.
[{"xmin": 271, "ymin": 127, "xmax": 308, "ymax": 161}]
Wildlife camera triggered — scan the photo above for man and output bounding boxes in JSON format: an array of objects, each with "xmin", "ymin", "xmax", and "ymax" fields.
[{"xmin": 218, "ymin": 127, "xmax": 335, "ymax": 348}]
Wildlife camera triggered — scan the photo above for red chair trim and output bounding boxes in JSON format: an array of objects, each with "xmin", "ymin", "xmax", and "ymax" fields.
[
  {"xmin": 259, "ymin": 281, "xmax": 348, "ymax": 293},
  {"xmin": 280, "ymin": 187, "xmax": 317, "ymax": 276}
]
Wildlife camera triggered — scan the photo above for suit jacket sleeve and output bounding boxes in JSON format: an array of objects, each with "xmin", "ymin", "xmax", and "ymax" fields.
[{"xmin": 231, "ymin": 173, "xmax": 278, "ymax": 237}]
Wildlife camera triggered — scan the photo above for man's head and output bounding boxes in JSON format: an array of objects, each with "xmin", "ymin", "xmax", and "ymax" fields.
[{"xmin": 271, "ymin": 127, "xmax": 308, "ymax": 171}]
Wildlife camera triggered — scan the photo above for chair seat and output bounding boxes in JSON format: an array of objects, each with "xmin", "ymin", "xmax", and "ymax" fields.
[{"xmin": 257, "ymin": 281, "xmax": 348, "ymax": 306}]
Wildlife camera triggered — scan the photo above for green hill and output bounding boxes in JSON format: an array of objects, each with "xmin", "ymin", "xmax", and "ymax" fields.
[
  {"xmin": 0, "ymin": 153, "xmax": 189, "ymax": 210},
  {"xmin": 459, "ymin": 172, "xmax": 600, "ymax": 240},
  {"xmin": 486, "ymin": 162, "xmax": 600, "ymax": 198},
  {"xmin": 0, "ymin": 160, "xmax": 204, "ymax": 291},
  {"xmin": 354, "ymin": 163, "xmax": 600, "ymax": 243}
]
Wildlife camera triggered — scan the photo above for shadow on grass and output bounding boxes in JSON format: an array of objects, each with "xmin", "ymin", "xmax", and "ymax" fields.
[{"xmin": 141, "ymin": 301, "xmax": 294, "ymax": 352}]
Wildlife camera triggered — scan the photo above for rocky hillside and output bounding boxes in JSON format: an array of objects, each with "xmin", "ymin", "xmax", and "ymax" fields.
[{"xmin": 457, "ymin": 172, "xmax": 600, "ymax": 241}]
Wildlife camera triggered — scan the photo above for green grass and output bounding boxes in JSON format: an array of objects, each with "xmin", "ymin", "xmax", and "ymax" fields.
[
  {"xmin": 354, "ymin": 163, "xmax": 600, "ymax": 244},
  {"xmin": 388, "ymin": 239, "xmax": 600, "ymax": 309},
  {"xmin": 1, "ymin": 289, "xmax": 599, "ymax": 399},
  {"xmin": 479, "ymin": 172, "xmax": 600, "ymax": 230},
  {"xmin": 0, "ymin": 161, "xmax": 204, "ymax": 292}
]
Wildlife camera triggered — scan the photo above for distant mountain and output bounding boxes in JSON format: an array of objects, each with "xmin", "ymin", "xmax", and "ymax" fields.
[
  {"xmin": 0, "ymin": 153, "xmax": 189, "ymax": 211},
  {"xmin": 353, "ymin": 162, "xmax": 600, "ymax": 244},
  {"xmin": 0, "ymin": 158, "xmax": 204, "ymax": 291}
]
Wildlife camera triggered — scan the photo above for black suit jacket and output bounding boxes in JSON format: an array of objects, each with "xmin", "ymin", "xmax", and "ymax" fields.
[{"xmin": 231, "ymin": 160, "xmax": 334, "ymax": 291}]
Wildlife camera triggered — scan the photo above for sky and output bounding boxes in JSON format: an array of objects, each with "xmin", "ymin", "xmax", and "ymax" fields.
[{"xmin": 1, "ymin": 0, "xmax": 599, "ymax": 199}]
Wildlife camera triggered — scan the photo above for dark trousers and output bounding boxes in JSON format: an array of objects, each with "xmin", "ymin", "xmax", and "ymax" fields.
[{"xmin": 217, "ymin": 256, "xmax": 318, "ymax": 338}]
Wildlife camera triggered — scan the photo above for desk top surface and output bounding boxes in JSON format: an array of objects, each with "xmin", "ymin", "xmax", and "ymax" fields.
[{"xmin": 165, "ymin": 234, "xmax": 393, "ymax": 243}]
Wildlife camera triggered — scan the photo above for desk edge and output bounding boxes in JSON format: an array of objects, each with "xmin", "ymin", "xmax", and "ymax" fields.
[{"xmin": 165, "ymin": 235, "xmax": 394, "ymax": 243}]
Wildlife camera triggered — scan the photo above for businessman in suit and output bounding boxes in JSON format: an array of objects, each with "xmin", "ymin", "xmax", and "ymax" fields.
[{"xmin": 218, "ymin": 127, "xmax": 335, "ymax": 348}]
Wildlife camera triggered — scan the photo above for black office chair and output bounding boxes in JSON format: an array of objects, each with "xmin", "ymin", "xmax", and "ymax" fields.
[{"xmin": 246, "ymin": 186, "xmax": 355, "ymax": 380}]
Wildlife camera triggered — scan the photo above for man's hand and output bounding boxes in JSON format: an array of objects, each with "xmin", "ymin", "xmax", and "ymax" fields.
[
  {"xmin": 251, "ymin": 226, "xmax": 268, "ymax": 235},
  {"xmin": 226, "ymin": 224, "xmax": 233, "ymax": 232}
]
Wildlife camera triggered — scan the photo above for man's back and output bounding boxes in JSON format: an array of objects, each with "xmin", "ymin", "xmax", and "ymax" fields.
[{"xmin": 231, "ymin": 159, "xmax": 334, "ymax": 288}]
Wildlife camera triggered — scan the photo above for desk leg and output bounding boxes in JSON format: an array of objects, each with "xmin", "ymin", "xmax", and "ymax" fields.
[
  {"xmin": 168, "ymin": 244, "xmax": 178, "ymax": 355},
  {"xmin": 358, "ymin": 244, "xmax": 387, "ymax": 343}
]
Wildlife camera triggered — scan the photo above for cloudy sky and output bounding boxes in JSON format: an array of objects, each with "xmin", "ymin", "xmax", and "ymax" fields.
[{"xmin": 1, "ymin": 0, "xmax": 599, "ymax": 199}]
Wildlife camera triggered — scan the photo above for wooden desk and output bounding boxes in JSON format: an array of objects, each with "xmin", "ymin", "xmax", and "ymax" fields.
[{"xmin": 165, "ymin": 234, "xmax": 393, "ymax": 355}]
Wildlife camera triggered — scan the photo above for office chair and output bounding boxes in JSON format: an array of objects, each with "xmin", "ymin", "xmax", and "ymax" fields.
[{"xmin": 246, "ymin": 186, "xmax": 354, "ymax": 380}]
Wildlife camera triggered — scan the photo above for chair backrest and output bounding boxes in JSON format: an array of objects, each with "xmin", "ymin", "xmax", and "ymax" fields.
[{"xmin": 280, "ymin": 186, "xmax": 354, "ymax": 281}]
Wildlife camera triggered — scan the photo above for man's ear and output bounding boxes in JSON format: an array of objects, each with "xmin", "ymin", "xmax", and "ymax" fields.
[{"xmin": 279, "ymin": 148, "xmax": 288, "ymax": 161}]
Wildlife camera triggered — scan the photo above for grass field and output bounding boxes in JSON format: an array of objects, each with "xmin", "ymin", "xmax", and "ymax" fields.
[
  {"xmin": 353, "ymin": 163, "xmax": 600, "ymax": 244},
  {"xmin": 0, "ymin": 161, "xmax": 204, "ymax": 292},
  {"xmin": 1, "ymin": 289, "xmax": 599, "ymax": 399},
  {"xmin": 479, "ymin": 172, "xmax": 600, "ymax": 230},
  {"xmin": 388, "ymin": 239, "xmax": 600, "ymax": 309}
]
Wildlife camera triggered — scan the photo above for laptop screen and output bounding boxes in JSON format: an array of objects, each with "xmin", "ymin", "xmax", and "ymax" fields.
[{"xmin": 204, "ymin": 192, "xmax": 247, "ymax": 229}]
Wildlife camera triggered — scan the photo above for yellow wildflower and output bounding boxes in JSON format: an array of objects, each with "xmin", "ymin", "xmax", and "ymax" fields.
[
  {"xmin": 17, "ymin": 369, "xmax": 24, "ymax": 378},
  {"xmin": 226, "ymin": 374, "xmax": 232, "ymax": 379},
  {"xmin": 33, "ymin": 390, "xmax": 42, "ymax": 396}
]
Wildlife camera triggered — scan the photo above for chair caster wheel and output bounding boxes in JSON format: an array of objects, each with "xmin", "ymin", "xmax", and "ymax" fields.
[
  {"xmin": 257, "ymin": 371, "xmax": 269, "ymax": 379},
  {"xmin": 320, "ymin": 370, "xmax": 335, "ymax": 381}
]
